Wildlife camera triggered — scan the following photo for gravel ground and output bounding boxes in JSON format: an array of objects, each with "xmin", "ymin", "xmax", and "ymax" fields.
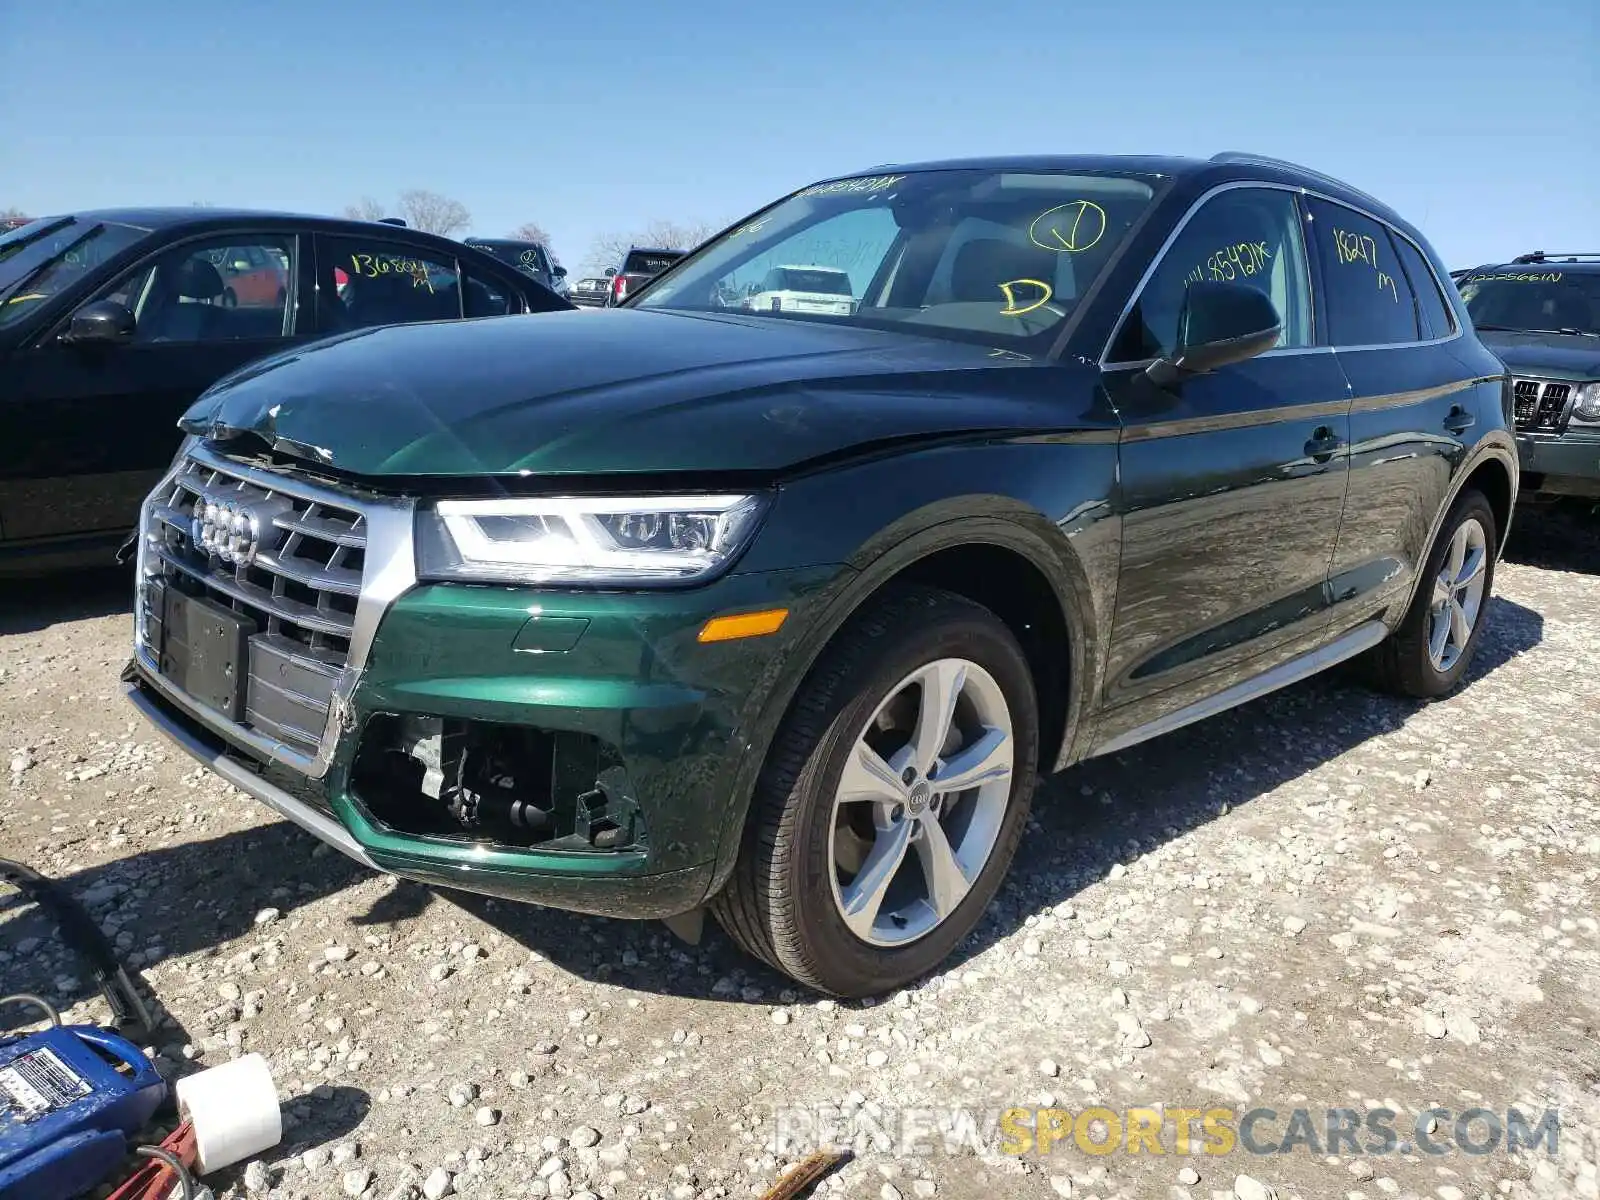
[{"xmin": 3, "ymin": 512, "xmax": 1598, "ymax": 1200}]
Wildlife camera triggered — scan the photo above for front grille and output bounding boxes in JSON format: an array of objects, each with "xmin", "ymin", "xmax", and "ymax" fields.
[
  {"xmin": 139, "ymin": 454, "xmax": 370, "ymax": 759},
  {"xmin": 1513, "ymin": 378, "xmax": 1574, "ymax": 433}
]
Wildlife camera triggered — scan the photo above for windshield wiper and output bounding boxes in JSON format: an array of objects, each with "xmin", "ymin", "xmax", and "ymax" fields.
[{"xmin": 1475, "ymin": 323, "xmax": 1600, "ymax": 338}]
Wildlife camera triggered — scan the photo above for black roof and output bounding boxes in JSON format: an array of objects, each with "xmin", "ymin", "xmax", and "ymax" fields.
[
  {"xmin": 823, "ymin": 151, "xmax": 1411, "ymax": 231},
  {"xmin": 42, "ymin": 207, "xmax": 463, "ymax": 241}
]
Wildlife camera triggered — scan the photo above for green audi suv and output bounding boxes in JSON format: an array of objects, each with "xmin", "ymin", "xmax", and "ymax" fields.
[{"xmin": 125, "ymin": 153, "xmax": 1516, "ymax": 996}]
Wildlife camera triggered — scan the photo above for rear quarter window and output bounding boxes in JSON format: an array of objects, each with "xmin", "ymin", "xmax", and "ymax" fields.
[{"xmin": 1393, "ymin": 235, "xmax": 1455, "ymax": 339}]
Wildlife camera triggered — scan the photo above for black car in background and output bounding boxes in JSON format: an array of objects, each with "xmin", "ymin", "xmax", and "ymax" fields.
[
  {"xmin": 569, "ymin": 271, "xmax": 615, "ymax": 307},
  {"xmin": 0, "ymin": 209, "xmax": 571, "ymax": 574},
  {"xmin": 462, "ymin": 236, "xmax": 569, "ymax": 297},
  {"xmin": 604, "ymin": 246, "xmax": 685, "ymax": 306},
  {"xmin": 1456, "ymin": 252, "xmax": 1600, "ymax": 510}
]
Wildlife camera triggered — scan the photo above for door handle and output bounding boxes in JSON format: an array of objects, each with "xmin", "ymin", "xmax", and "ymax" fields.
[
  {"xmin": 1443, "ymin": 405, "xmax": 1476, "ymax": 435},
  {"xmin": 1304, "ymin": 425, "xmax": 1343, "ymax": 462}
]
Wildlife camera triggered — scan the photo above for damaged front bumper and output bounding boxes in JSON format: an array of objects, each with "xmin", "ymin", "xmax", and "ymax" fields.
[{"xmin": 124, "ymin": 565, "xmax": 843, "ymax": 919}]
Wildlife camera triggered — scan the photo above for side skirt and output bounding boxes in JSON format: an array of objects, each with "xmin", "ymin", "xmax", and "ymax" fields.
[{"xmin": 1087, "ymin": 619, "xmax": 1389, "ymax": 759}]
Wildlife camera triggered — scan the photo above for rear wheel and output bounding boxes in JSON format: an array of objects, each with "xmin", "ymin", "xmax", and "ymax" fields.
[
  {"xmin": 711, "ymin": 586, "xmax": 1039, "ymax": 997},
  {"xmin": 1367, "ymin": 489, "xmax": 1497, "ymax": 698}
]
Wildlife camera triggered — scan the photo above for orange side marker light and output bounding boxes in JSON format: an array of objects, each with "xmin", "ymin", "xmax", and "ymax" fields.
[{"xmin": 697, "ymin": 608, "xmax": 789, "ymax": 643}]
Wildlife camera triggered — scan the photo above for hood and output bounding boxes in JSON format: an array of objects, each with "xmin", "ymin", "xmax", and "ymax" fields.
[
  {"xmin": 181, "ymin": 309, "xmax": 1078, "ymax": 479},
  {"xmin": 1477, "ymin": 329, "xmax": 1600, "ymax": 380}
]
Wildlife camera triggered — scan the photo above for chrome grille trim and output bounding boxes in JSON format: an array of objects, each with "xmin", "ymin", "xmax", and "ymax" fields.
[
  {"xmin": 1512, "ymin": 377, "xmax": 1577, "ymax": 434},
  {"xmin": 133, "ymin": 442, "xmax": 417, "ymax": 779}
]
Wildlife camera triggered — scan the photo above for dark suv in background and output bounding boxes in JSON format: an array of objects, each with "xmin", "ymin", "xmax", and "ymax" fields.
[
  {"xmin": 1456, "ymin": 253, "xmax": 1600, "ymax": 510},
  {"xmin": 463, "ymin": 236, "xmax": 569, "ymax": 298},
  {"xmin": 125, "ymin": 153, "xmax": 1514, "ymax": 997},
  {"xmin": 605, "ymin": 246, "xmax": 685, "ymax": 305}
]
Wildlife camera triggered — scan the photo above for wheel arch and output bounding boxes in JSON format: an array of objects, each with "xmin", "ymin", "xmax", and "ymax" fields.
[
  {"xmin": 704, "ymin": 504, "xmax": 1104, "ymax": 900},
  {"xmin": 1400, "ymin": 436, "xmax": 1518, "ymax": 617}
]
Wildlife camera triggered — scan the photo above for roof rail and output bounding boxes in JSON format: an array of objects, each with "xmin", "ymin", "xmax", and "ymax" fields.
[
  {"xmin": 1209, "ymin": 151, "xmax": 1385, "ymax": 208},
  {"xmin": 1511, "ymin": 251, "xmax": 1600, "ymax": 264}
]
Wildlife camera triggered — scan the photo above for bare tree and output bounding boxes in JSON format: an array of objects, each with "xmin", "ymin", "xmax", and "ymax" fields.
[
  {"xmin": 343, "ymin": 196, "xmax": 388, "ymax": 223},
  {"xmin": 398, "ymin": 190, "xmax": 471, "ymax": 237},
  {"xmin": 3, "ymin": 206, "xmax": 32, "ymax": 221},
  {"xmin": 582, "ymin": 218, "xmax": 720, "ymax": 275}
]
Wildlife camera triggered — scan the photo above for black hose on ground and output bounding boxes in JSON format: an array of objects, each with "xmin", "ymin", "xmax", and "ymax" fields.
[{"xmin": 0, "ymin": 857, "xmax": 154, "ymax": 1035}]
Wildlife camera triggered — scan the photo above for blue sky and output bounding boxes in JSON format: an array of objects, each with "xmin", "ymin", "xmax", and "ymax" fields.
[{"xmin": 3, "ymin": 0, "xmax": 1594, "ymax": 272}]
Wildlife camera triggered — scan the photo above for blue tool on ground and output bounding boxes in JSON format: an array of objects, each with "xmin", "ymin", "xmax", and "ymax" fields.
[
  {"xmin": 1, "ymin": 860, "xmax": 279, "ymax": 1200},
  {"xmin": 0, "ymin": 1022, "xmax": 167, "ymax": 1200}
]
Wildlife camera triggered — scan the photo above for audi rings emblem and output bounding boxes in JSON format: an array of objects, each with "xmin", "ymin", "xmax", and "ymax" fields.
[{"xmin": 192, "ymin": 497, "xmax": 265, "ymax": 566}]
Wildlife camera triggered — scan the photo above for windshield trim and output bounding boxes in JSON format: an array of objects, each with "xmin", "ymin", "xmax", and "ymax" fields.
[{"xmin": 0, "ymin": 215, "xmax": 75, "ymax": 253}]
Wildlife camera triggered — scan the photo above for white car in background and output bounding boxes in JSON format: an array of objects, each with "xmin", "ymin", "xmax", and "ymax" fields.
[{"xmin": 742, "ymin": 265, "xmax": 855, "ymax": 316}]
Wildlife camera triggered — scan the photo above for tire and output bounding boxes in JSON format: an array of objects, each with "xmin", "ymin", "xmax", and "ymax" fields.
[
  {"xmin": 710, "ymin": 585, "xmax": 1040, "ymax": 997},
  {"xmin": 221, "ymin": 288, "xmax": 237, "ymax": 308},
  {"xmin": 1367, "ymin": 488, "xmax": 1498, "ymax": 698}
]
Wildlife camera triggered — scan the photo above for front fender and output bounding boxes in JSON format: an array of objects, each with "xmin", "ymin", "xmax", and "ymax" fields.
[{"xmin": 703, "ymin": 437, "xmax": 1120, "ymax": 898}]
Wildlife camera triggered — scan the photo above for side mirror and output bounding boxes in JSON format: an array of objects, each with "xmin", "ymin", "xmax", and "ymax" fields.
[
  {"xmin": 603, "ymin": 267, "xmax": 617, "ymax": 277},
  {"xmin": 1146, "ymin": 282, "xmax": 1282, "ymax": 388},
  {"xmin": 553, "ymin": 265, "xmax": 568, "ymax": 279},
  {"xmin": 63, "ymin": 300, "xmax": 136, "ymax": 346}
]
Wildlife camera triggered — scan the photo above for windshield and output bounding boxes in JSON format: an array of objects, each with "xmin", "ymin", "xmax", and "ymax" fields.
[
  {"xmin": 0, "ymin": 217, "xmax": 152, "ymax": 327},
  {"xmin": 469, "ymin": 240, "xmax": 548, "ymax": 277},
  {"xmin": 1459, "ymin": 269, "xmax": 1600, "ymax": 336},
  {"xmin": 634, "ymin": 168, "xmax": 1159, "ymax": 346},
  {"xmin": 623, "ymin": 250, "xmax": 681, "ymax": 275}
]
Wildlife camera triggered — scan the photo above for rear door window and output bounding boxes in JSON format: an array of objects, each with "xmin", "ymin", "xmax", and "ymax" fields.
[
  {"xmin": 1304, "ymin": 198, "xmax": 1419, "ymax": 346},
  {"xmin": 317, "ymin": 235, "xmax": 463, "ymax": 333}
]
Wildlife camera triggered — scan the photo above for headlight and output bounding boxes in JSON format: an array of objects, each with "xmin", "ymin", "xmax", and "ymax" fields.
[
  {"xmin": 416, "ymin": 493, "xmax": 769, "ymax": 585},
  {"xmin": 1572, "ymin": 382, "xmax": 1600, "ymax": 424}
]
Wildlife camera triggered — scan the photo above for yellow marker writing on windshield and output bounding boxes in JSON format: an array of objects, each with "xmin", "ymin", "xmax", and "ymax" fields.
[
  {"xmin": 1028, "ymin": 201, "xmax": 1107, "ymax": 254},
  {"xmin": 998, "ymin": 278, "xmax": 1053, "ymax": 316}
]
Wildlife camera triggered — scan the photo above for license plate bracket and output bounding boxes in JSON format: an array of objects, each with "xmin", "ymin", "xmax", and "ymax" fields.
[{"xmin": 158, "ymin": 589, "xmax": 256, "ymax": 721}]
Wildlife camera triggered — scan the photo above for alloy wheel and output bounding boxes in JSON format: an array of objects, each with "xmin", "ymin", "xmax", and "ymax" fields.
[
  {"xmin": 827, "ymin": 657, "xmax": 1014, "ymax": 947},
  {"xmin": 1427, "ymin": 516, "xmax": 1489, "ymax": 673}
]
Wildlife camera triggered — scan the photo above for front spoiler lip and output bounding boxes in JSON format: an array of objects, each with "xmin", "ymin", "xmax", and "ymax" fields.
[{"xmin": 123, "ymin": 674, "xmax": 378, "ymax": 871}]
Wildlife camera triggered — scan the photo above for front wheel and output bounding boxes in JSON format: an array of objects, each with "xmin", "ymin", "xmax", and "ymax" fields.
[
  {"xmin": 1367, "ymin": 488, "xmax": 1498, "ymax": 698},
  {"xmin": 711, "ymin": 586, "xmax": 1039, "ymax": 997}
]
